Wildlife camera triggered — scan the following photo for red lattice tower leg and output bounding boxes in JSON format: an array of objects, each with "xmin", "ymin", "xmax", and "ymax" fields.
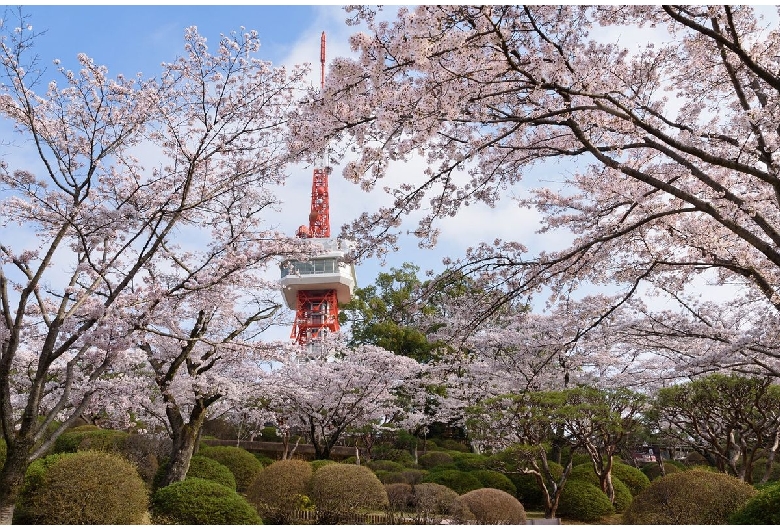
[{"xmin": 291, "ymin": 289, "xmax": 340, "ymax": 344}]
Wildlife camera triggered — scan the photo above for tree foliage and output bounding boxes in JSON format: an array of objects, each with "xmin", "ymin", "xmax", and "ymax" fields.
[{"xmin": 652, "ymin": 373, "xmax": 780, "ymax": 482}]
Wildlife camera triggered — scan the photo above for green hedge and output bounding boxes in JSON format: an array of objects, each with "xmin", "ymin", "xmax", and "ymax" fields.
[
  {"xmin": 247, "ymin": 459, "xmax": 313, "ymax": 524},
  {"xmin": 198, "ymin": 445, "xmax": 263, "ymax": 492},
  {"xmin": 14, "ymin": 451, "xmax": 148, "ymax": 524},
  {"xmin": 556, "ymin": 480, "xmax": 615, "ymax": 522},
  {"xmin": 309, "ymin": 463, "xmax": 388, "ymax": 524},
  {"xmin": 623, "ymin": 469, "xmax": 756, "ymax": 524},
  {"xmin": 152, "ymin": 478, "xmax": 262, "ymax": 524},
  {"xmin": 729, "ymin": 481, "xmax": 780, "ymax": 524},
  {"xmin": 422, "ymin": 469, "xmax": 483, "ymax": 494},
  {"xmin": 459, "ymin": 487, "xmax": 526, "ymax": 524}
]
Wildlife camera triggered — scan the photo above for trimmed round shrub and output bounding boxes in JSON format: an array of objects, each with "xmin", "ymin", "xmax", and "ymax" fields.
[
  {"xmin": 247, "ymin": 459, "xmax": 313, "ymax": 524},
  {"xmin": 452, "ymin": 452, "xmax": 488, "ymax": 471},
  {"xmin": 198, "ymin": 445, "xmax": 263, "ymax": 492},
  {"xmin": 385, "ymin": 482, "xmax": 414, "ymax": 512},
  {"xmin": 729, "ymin": 481, "xmax": 780, "ymax": 524},
  {"xmin": 186, "ymin": 455, "xmax": 236, "ymax": 490},
  {"xmin": 255, "ymin": 454, "xmax": 274, "ymax": 467},
  {"xmin": 53, "ymin": 425, "xmax": 128, "ymax": 454},
  {"xmin": 259, "ymin": 426, "xmax": 282, "ymax": 442},
  {"xmin": 412, "ymin": 482, "xmax": 467, "ymax": 523},
  {"xmin": 14, "ymin": 451, "xmax": 148, "ymax": 524},
  {"xmin": 623, "ymin": 468, "xmax": 756, "ymax": 524},
  {"xmin": 152, "ymin": 477, "xmax": 262, "ymax": 524},
  {"xmin": 115, "ymin": 434, "xmax": 171, "ymax": 486},
  {"xmin": 471, "ymin": 469, "xmax": 517, "ymax": 496},
  {"xmin": 309, "ymin": 463, "xmax": 388, "ymax": 523},
  {"xmin": 641, "ymin": 461, "xmax": 681, "ymax": 481},
  {"xmin": 310, "ymin": 459, "xmax": 337, "ymax": 471},
  {"xmin": 419, "ymin": 451, "xmax": 455, "ymax": 470},
  {"xmin": 567, "ymin": 464, "xmax": 632, "ymax": 513},
  {"xmin": 556, "ymin": 480, "xmax": 615, "ymax": 523},
  {"xmin": 612, "ymin": 461, "xmax": 651, "ymax": 496},
  {"xmin": 422, "ymin": 469, "xmax": 483, "ymax": 494},
  {"xmin": 377, "ymin": 468, "xmax": 428, "ymax": 485},
  {"xmin": 459, "ymin": 487, "xmax": 526, "ymax": 524}
]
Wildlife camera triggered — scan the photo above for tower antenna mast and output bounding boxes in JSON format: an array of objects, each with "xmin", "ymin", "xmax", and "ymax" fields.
[
  {"xmin": 281, "ymin": 32, "xmax": 356, "ymax": 347},
  {"xmin": 320, "ymin": 31, "xmax": 326, "ymax": 93}
]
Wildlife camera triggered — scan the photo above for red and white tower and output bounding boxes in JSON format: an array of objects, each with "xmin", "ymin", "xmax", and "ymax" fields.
[{"xmin": 280, "ymin": 33, "xmax": 356, "ymax": 346}]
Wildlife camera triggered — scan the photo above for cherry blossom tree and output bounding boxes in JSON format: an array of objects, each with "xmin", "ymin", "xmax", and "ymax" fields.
[
  {"xmin": 293, "ymin": 5, "xmax": 780, "ymax": 377},
  {"xmin": 0, "ymin": 10, "xmax": 307, "ymax": 521},
  {"xmin": 260, "ymin": 339, "xmax": 421, "ymax": 460}
]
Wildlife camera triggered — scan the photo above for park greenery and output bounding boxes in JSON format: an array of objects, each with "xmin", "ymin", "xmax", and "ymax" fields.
[{"xmin": 2, "ymin": 4, "xmax": 780, "ymax": 525}]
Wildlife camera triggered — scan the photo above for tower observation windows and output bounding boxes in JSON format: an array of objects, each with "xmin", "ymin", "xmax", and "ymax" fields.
[{"xmin": 280, "ymin": 258, "xmax": 339, "ymax": 277}]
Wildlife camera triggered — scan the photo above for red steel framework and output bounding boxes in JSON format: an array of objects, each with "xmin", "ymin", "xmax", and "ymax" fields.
[{"xmin": 290, "ymin": 32, "xmax": 340, "ymax": 345}]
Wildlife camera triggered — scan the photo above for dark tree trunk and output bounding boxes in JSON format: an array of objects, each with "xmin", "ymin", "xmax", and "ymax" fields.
[
  {"xmin": 157, "ymin": 399, "xmax": 210, "ymax": 489},
  {"xmin": 160, "ymin": 423, "xmax": 202, "ymax": 488},
  {"xmin": 0, "ymin": 438, "xmax": 34, "ymax": 525}
]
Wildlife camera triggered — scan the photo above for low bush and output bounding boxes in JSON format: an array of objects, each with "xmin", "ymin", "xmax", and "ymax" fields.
[
  {"xmin": 641, "ymin": 461, "xmax": 681, "ymax": 481},
  {"xmin": 368, "ymin": 459, "xmax": 406, "ymax": 472},
  {"xmin": 198, "ymin": 445, "xmax": 263, "ymax": 492},
  {"xmin": 378, "ymin": 468, "xmax": 428, "ymax": 485},
  {"xmin": 623, "ymin": 468, "xmax": 756, "ymax": 524},
  {"xmin": 411, "ymin": 483, "xmax": 468, "ymax": 523},
  {"xmin": 419, "ymin": 451, "xmax": 455, "ymax": 470},
  {"xmin": 152, "ymin": 478, "xmax": 262, "ymax": 524},
  {"xmin": 385, "ymin": 482, "xmax": 414, "ymax": 512},
  {"xmin": 612, "ymin": 461, "xmax": 651, "ymax": 496},
  {"xmin": 729, "ymin": 481, "xmax": 780, "ymax": 524},
  {"xmin": 52, "ymin": 426, "xmax": 127, "ymax": 454},
  {"xmin": 556, "ymin": 480, "xmax": 615, "ymax": 523},
  {"xmin": 422, "ymin": 469, "xmax": 482, "ymax": 494},
  {"xmin": 310, "ymin": 459, "xmax": 337, "ymax": 472},
  {"xmin": 309, "ymin": 463, "xmax": 388, "ymax": 524},
  {"xmin": 452, "ymin": 452, "xmax": 488, "ymax": 471},
  {"xmin": 567, "ymin": 464, "xmax": 632, "ymax": 513},
  {"xmin": 186, "ymin": 455, "xmax": 236, "ymax": 490},
  {"xmin": 471, "ymin": 469, "xmax": 517, "ymax": 496},
  {"xmin": 459, "ymin": 487, "xmax": 526, "ymax": 524},
  {"xmin": 115, "ymin": 434, "xmax": 171, "ymax": 486},
  {"xmin": 14, "ymin": 451, "xmax": 148, "ymax": 524},
  {"xmin": 254, "ymin": 454, "xmax": 274, "ymax": 466},
  {"xmin": 247, "ymin": 459, "xmax": 313, "ymax": 524},
  {"xmin": 259, "ymin": 426, "xmax": 282, "ymax": 442}
]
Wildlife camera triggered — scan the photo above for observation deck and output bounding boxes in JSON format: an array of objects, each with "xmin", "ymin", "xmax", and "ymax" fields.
[{"xmin": 279, "ymin": 238, "xmax": 356, "ymax": 310}]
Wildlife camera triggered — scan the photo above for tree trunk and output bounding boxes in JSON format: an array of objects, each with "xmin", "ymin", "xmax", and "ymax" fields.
[
  {"xmin": 160, "ymin": 423, "xmax": 201, "ymax": 488},
  {"xmin": 0, "ymin": 438, "xmax": 34, "ymax": 525},
  {"xmin": 761, "ymin": 430, "xmax": 780, "ymax": 484},
  {"xmin": 158, "ymin": 401, "xmax": 209, "ymax": 489}
]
